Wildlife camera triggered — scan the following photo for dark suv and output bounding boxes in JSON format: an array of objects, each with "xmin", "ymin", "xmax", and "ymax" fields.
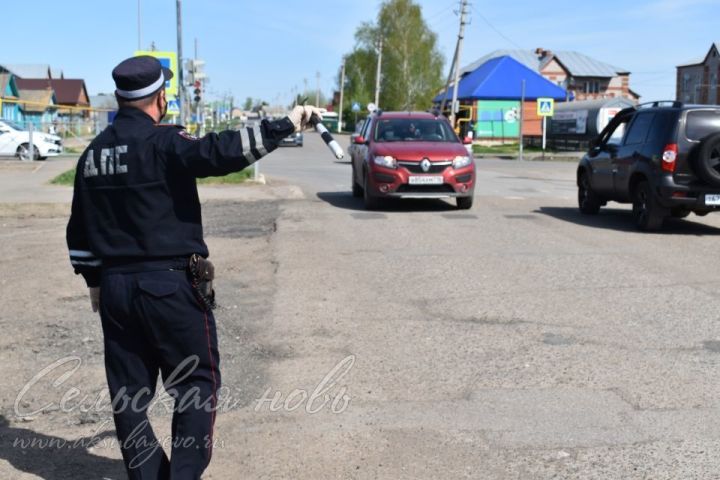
[{"xmin": 577, "ymin": 101, "xmax": 720, "ymax": 230}]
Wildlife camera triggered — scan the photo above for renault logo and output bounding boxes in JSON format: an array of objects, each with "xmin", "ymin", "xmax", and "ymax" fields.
[{"xmin": 421, "ymin": 158, "xmax": 431, "ymax": 172}]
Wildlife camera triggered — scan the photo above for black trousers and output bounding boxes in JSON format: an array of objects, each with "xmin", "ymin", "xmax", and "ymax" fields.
[{"xmin": 99, "ymin": 260, "xmax": 220, "ymax": 480}]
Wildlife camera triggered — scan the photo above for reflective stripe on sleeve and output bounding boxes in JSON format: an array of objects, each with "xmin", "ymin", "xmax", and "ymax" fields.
[
  {"xmin": 70, "ymin": 259, "xmax": 102, "ymax": 267},
  {"xmin": 69, "ymin": 250, "xmax": 96, "ymax": 259},
  {"xmin": 251, "ymin": 125, "xmax": 268, "ymax": 158}
]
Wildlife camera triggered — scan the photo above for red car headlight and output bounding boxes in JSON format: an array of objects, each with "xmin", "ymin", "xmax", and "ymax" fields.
[
  {"xmin": 373, "ymin": 155, "xmax": 397, "ymax": 169},
  {"xmin": 452, "ymin": 155, "xmax": 472, "ymax": 169}
]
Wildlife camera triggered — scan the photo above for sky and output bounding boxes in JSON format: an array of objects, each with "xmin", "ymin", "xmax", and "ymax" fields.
[{"xmin": 2, "ymin": 0, "xmax": 718, "ymax": 106}]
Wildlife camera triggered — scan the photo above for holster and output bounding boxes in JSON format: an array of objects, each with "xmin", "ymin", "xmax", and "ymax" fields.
[{"xmin": 189, "ymin": 254, "xmax": 216, "ymax": 310}]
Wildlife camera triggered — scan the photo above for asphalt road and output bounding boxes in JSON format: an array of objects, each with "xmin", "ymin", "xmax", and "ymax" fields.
[
  {"xmin": 2, "ymin": 131, "xmax": 720, "ymax": 479},
  {"xmin": 235, "ymin": 131, "xmax": 720, "ymax": 478}
]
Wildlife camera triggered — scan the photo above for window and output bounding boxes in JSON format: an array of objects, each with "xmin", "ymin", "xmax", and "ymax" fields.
[
  {"xmin": 607, "ymin": 122, "xmax": 627, "ymax": 145},
  {"xmin": 686, "ymin": 110, "xmax": 720, "ymax": 141},
  {"xmin": 624, "ymin": 113, "xmax": 655, "ymax": 145},
  {"xmin": 360, "ymin": 117, "xmax": 372, "ymax": 138},
  {"xmin": 645, "ymin": 112, "xmax": 677, "ymax": 149},
  {"xmin": 372, "ymin": 118, "xmax": 457, "ymax": 143},
  {"xmin": 600, "ymin": 115, "xmax": 630, "ymax": 146},
  {"xmin": 584, "ymin": 80, "xmax": 600, "ymax": 94}
]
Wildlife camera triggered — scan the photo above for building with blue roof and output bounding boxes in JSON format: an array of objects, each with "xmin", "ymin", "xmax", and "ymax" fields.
[
  {"xmin": 458, "ymin": 48, "xmax": 639, "ymax": 102},
  {"xmin": 434, "ymin": 55, "xmax": 570, "ymax": 140}
]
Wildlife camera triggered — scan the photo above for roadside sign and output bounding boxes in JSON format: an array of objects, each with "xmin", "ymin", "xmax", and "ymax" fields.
[
  {"xmin": 134, "ymin": 50, "xmax": 178, "ymax": 97},
  {"xmin": 537, "ymin": 98, "xmax": 554, "ymax": 117},
  {"xmin": 351, "ymin": 102, "xmax": 360, "ymax": 112},
  {"xmin": 536, "ymin": 98, "xmax": 555, "ymax": 155},
  {"xmin": 167, "ymin": 99, "xmax": 180, "ymax": 115}
]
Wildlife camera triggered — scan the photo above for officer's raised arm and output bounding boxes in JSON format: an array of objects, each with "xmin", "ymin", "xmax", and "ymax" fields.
[{"xmin": 160, "ymin": 105, "xmax": 324, "ymax": 178}]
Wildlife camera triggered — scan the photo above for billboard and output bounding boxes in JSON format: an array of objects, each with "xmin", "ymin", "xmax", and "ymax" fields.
[
  {"xmin": 133, "ymin": 50, "xmax": 178, "ymax": 98},
  {"xmin": 474, "ymin": 100, "xmax": 520, "ymax": 138}
]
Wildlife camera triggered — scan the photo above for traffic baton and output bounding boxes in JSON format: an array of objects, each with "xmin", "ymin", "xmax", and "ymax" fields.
[{"xmin": 310, "ymin": 114, "xmax": 345, "ymax": 160}]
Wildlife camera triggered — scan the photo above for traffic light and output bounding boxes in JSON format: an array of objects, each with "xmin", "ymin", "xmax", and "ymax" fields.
[{"xmin": 193, "ymin": 81, "xmax": 202, "ymax": 104}]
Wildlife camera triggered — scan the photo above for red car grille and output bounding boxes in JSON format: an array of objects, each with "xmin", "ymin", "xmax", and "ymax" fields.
[{"xmin": 398, "ymin": 161, "xmax": 451, "ymax": 174}]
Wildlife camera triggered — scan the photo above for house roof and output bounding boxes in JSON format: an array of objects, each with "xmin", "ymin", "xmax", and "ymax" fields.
[
  {"xmin": 0, "ymin": 74, "xmax": 18, "ymax": 97},
  {"xmin": 18, "ymin": 89, "xmax": 55, "ymax": 113},
  {"xmin": 1, "ymin": 64, "xmax": 52, "ymax": 79},
  {"xmin": 434, "ymin": 55, "xmax": 569, "ymax": 102},
  {"xmin": 15, "ymin": 78, "xmax": 89, "ymax": 106},
  {"xmin": 676, "ymin": 42, "xmax": 720, "ymax": 67},
  {"xmin": 460, "ymin": 49, "xmax": 628, "ymax": 78}
]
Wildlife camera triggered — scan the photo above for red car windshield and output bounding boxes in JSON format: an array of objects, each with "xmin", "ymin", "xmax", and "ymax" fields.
[{"xmin": 373, "ymin": 118, "xmax": 458, "ymax": 143}]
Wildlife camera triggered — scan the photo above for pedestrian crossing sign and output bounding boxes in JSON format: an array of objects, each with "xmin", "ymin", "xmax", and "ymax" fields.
[{"xmin": 537, "ymin": 98, "xmax": 554, "ymax": 117}]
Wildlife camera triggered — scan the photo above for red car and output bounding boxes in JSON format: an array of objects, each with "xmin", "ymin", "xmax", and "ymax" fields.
[{"xmin": 349, "ymin": 111, "xmax": 475, "ymax": 210}]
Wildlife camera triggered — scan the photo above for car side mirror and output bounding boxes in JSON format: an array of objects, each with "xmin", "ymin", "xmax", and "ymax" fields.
[
  {"xmin": 353, "ymin": 135, "xmax": 366, "ymax": 145},
  {"xmin": 462, "ymin": 136, "xmax": 473, "ymax": 145}
]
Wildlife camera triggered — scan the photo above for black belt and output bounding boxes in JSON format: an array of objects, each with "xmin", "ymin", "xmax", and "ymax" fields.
[{"xmin": 102, "ymin": 256, "xmax": 190, "ymax": 274}]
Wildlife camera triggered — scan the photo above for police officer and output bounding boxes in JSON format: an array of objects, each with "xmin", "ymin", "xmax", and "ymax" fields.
[{"xmin": 66, "ymin": 56, "xmax": 323, "ymax": 479}]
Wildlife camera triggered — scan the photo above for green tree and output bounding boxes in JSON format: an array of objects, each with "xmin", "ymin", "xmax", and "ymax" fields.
[
  {"xmin": 339, "ymin": 0, "xmax": 444, "ymax": 120},
  {"xmin": 243, "ymin": 97, "xmax": 253, "ymax": 111}
]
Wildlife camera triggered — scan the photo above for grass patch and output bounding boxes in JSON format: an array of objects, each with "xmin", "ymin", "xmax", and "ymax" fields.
[
  {"xmin": 196, "ymin": 169, "xmax": 254, "ymax": 185},
  {"xmin": 50, "ymin": 168, "xmax": 75, "ymax": 186},
  {"xmin": 50, "ymin": 167, "xmax": 255, "ymax": 186},
  {"xmin": 473, "ymin": 143, "xmax": 544, "ymax": 154}
]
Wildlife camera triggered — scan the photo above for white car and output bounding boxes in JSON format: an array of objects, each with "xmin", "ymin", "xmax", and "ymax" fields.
[{"xmin": 0, "ymin": 120, "xmax": 63, "ymax": 160}]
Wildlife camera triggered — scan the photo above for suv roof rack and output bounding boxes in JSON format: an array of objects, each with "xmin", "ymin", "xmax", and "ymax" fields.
[{"xmin": 636, "ymin": 100, "xmax": 684, "ymax": 109}]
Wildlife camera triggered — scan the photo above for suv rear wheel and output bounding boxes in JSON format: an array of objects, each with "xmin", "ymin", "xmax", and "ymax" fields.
[
  {"xmin": 632, "ymin": 180, "xmax": 666, "ymax": 231},
  {"xmin": 578, "ymin": 172, "xmax": 602, "ymax": 214}
]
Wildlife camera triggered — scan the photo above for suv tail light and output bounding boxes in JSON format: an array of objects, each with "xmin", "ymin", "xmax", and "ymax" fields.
[{"xmin": 661, "ymin": 144, "xmax": 678, "ymax": 173}]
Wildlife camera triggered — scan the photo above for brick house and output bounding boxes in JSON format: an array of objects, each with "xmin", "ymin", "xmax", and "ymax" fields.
[
  {"xmin": 460, "ymin": 48, "xmax": 639, "ymax": 103},
  {"xmin": 676, "ymin": 42, "xmax": 720, "ymax": 105}
]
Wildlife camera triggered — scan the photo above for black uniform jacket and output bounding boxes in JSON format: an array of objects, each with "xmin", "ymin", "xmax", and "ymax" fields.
[{"xmin": 67, "ymin": 107, "xmax": 294, "ymax": 287}]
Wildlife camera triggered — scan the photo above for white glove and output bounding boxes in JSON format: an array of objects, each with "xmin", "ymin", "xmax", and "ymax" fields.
[
  {"xmin": 288, "ymin": 105, "xmax": 326, "ymax": 132},
  {"xmin": 89, "ymin": 287, "xmax": 100, "ymax": 313}
]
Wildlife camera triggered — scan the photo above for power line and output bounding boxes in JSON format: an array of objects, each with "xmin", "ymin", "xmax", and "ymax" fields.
[
  {"xmin": 475, "ymin": 11, "xmax": 523, "ymax": 49},
  {"xmin": 425, "ymin": 1, "xmax": 457, "ymax": 21}
]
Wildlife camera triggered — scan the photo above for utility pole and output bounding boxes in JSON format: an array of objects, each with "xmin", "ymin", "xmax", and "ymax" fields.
[
  {"xmin": 194, "ymin": 37, "xmax": 201, "ymax": 131},
  {"xmin": 440, "ymin": 41, "xmax": 459, "ymax": 115},
  {"xmin": 316, "ymin": 71, "xmax": 321, "ymax": 107},
  {"xmin": 519, "ymin": 79, "xmax": 525, "ymax": 161},
  {"xmin": 374, "ymin": 36, "xmax": 383, "ymax": 107},
  {"xmin": 176, "ymin": 0, "xmax": 185, "ymax": 125},
  {"xmin": 137, "ymin": 0, "xmax": 142, "ymax": 51},
  {"xmin": 449, "ymin": 0, "xmax": 469, "ymax": 128},
  {"xmin": 338, "ymin": 58, "xmax": 346, "ymax": 133}
]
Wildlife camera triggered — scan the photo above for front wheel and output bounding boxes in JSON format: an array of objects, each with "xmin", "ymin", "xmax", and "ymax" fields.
[
  {"xmin": 363, "ymin": 171, "xmax": 380, "ymax": 210},
  {"xmin": 351, "ymin": 165, "xmax": 362, "ymax": 198},
  {"xmin": 632, "ymin": 180, "xmax": 666, "ymax": 231},
  {"xmin": 456, "ymin": 196, "xmax": 473, "ymax": 210},
  {"xmin": 17, "ymin": 143, "xmax": 40, "ymax": 161},
  {"xmin": 578, "ymin": 172, "xmax": 601, "ymax": 214}
]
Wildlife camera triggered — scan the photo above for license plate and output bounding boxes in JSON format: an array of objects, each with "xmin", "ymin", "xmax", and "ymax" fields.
[
  {"xmin": 409, "ymin": 175, "xmax": 443, "ymax": 185},
  {"xmin": 705, "ymin": 194, "xmax": 720, "ymax": 206}
]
